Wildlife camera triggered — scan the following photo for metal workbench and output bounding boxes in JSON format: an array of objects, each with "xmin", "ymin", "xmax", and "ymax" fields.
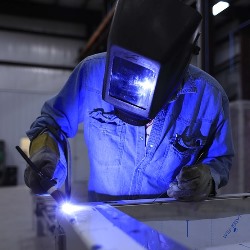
[{"xmin": 55, "ymin": 193, "xmax": 250, "ymax": 250}]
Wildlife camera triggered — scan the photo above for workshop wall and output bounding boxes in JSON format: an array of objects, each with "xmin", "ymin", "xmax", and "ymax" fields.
[{"xmin": 0, "ymin": 13, "xmax": 88, "ymax": 185}]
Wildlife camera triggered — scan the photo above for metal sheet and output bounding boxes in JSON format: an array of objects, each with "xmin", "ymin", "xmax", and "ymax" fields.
[
  {"xmin": 57, "ymin": 203, "xmax": 188, "ymax": 250},
  {"xmin": 114, "ymin": 194, "xmax": 250, "ymax": 249},
  {"xmin": 57, "ymin": 194, "xmax": 250, "ymax": 250}
]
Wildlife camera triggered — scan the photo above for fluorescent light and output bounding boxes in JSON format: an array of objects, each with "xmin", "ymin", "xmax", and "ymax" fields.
[{"xmin": 212, "ymin": 1, "xmax": 230, "ymax": 16}]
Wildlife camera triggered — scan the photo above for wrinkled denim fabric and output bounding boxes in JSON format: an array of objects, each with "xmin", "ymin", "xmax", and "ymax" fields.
[{"xmin": 27, "ymin": 52, "xmax": 234, "ymax": 200}]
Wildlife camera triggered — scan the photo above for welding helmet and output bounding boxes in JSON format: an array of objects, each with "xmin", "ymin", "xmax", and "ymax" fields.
[{"xmin": 102, "ymin": 0, "xmax": 202, "ymax": 126}]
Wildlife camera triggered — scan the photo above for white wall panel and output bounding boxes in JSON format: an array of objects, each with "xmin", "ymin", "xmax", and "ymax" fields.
[
  {"xmin": 0, "ymin": 65, "xmax": 71, "ymax": 93},
  {"xmin": 0, "ymin": 91, "xmax": 89, "ymax": 186},
  {"xmin": 0, "ymin": 91, "xmax": 54, "ymax": 184},
  {"xmin": 0, "ymin": 31, "xmax": 85, "ymax": 67},
  {"xmin": 0, "ymin": 12, "xmax": 89, "ymax": 186}
]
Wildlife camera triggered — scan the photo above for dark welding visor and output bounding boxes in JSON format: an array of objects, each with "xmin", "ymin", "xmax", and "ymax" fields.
[{"xmin": 103, "ymin": 0, "xmax": 202, "ymax": 126}]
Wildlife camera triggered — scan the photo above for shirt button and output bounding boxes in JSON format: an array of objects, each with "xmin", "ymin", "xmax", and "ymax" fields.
[{"xmin": 149, "ymin": 144, "xmax": 154, "ymax": 148}]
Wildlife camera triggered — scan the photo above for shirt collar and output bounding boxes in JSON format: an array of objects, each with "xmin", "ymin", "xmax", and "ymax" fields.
[{"xmin": 168, "ymin": 67, "xmax": 197, "ymax": 103}]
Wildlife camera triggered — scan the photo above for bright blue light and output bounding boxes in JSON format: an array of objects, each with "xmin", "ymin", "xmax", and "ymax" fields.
[
  {"xmin": 60, "ymin": 202, "xmax": 89, "ymax": 214},
  {"xmin": 110, "ymin": 56, "xmax": 156, "ymax": 108}
]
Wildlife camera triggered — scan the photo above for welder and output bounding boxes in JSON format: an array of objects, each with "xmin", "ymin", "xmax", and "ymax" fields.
[{"xmin": 24, "ymin": 0, "xmax": 234, "ymax": 202}]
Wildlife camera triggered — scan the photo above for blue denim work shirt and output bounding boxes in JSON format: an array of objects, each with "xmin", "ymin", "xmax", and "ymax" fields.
[{"xmin": 27, "ymin": 52, "xmax": 234, "ymax": 201}]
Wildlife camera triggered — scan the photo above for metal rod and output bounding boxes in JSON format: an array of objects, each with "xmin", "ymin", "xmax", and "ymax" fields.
[{"xmin": 15, "ymin": 146, "xmax": 44, "ymax": 178}]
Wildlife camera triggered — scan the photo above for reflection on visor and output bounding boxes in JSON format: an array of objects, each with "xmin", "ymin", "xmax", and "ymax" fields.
[{"xmin": 109, "ymin": 56, "xmax": 156, "ymax": 109}]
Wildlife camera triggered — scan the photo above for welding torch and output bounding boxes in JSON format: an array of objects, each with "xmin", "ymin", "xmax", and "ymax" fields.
[{"xmin": 16, "ymin": 146, "xmax": 66, "ymax": 205}]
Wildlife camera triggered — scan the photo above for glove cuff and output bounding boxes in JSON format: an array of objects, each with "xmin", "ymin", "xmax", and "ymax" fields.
[{"xmin": 30, "ymin": 133, "xmax": 59, "ymax": 157}]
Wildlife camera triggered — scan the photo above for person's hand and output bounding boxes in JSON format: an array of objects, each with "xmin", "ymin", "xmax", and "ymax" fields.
[
  {"xmin": 167, "ymin": 164, "xmax": 214, "ymax": 201},
  {"xmin": 24, "ymin": 133, "xmax": 64, "ymax": 194}
]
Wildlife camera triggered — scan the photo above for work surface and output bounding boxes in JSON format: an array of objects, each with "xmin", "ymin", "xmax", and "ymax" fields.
[
  {"xmin": 57, "ymin": 194, "xmax": 250, "ymax": 250},
  {"xmin": 0, "ymin": 185, "xmax": 54, "ymax": 250},
  {"xmin": 1, "ymin": 186, "xmax": 250, "ymax": 250}
]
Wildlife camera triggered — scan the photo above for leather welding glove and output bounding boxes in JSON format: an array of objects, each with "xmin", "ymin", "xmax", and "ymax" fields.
[
  {"xmin": 167, "ymin": 164, "xmax": 215, "ymax": 201},
  {"xmin": 24, "ymin": 133, "xmax": 67, "ymax": 194}
]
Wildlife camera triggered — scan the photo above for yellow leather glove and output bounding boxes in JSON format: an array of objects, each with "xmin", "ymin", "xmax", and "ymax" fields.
[{"xmin": 24, "ymin": 133, "xmax": 66, "ymax": 194}]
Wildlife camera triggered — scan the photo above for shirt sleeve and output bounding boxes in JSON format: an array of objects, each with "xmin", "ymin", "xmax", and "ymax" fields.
[
  {"xmin": 202, "ymin": 94, "xmax": 235, "ymax": 190},
  {"xmin": 26, "ymin": 60, "xmax": 87, "ymax": 140}
]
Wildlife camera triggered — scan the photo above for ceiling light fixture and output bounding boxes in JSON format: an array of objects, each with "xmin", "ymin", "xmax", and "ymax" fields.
[{"xmin": 212, "ymin": 1, "xmax": 230, "ymax": 16}]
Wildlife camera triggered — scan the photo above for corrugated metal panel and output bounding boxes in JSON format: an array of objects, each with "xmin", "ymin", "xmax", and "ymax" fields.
[
  {"xmin": 214, "ymin": 37, "xmax": 241, "ymax": 66},
  {"xmin": 0, "ymin": 65, "xmax": 71, "ymax": 93},
  {"xmin": 31, "ymin": 0, "xmax": 103, "ymax": 9},
  {"xmin": 0, "ymin": 31, "xmax": 85, "ymax": 67},
  {"xmin": 219, "ymin": 100, "xmax": 250, "ymax": 194},
  {"xmin": 0, "ymin": 14, "xmax": 87, "ymax": 37}
]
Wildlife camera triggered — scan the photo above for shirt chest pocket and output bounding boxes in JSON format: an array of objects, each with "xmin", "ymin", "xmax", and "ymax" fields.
[
  {"xmin": 168, "ymin": 121, "xmax": 211, "ymax": 163},
  {"xmin": 153, "ymin": 122, "xmax": 211, "ymax": 185},
  {"xmin": 87, "ymin": 109, "xmax": 125, "ymax": 166},
  {"xmin": 172, "ymin": 130, "xmax": 207, "ymax": 156}
]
